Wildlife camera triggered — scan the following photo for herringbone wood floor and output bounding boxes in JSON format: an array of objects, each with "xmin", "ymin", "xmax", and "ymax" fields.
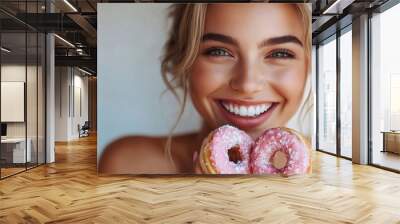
[{"xmin": 1, "ymin": 134, "xmax": 400, "ymax": 224}]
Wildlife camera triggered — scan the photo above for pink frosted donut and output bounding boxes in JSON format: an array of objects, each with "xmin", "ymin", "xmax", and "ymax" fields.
[
  {"xmin": 250, "ymin": 127, "xmax": 312, "ymax": 176},
  {"xmin": 199, "ymin": 125, "xmax": 253, "ymax": 174}
]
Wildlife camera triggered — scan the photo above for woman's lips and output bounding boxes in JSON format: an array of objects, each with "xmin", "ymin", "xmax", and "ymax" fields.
[{"xmin": 217, "ymin": 99, "xmax": 278, "ymax": 130}]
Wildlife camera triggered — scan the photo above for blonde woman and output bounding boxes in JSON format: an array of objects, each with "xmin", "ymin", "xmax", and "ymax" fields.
[{"xmin": 99, "ymin": 3, "xmax": 312, "ymax": 174}]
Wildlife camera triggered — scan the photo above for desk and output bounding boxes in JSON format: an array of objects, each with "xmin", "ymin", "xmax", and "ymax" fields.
[
  {"xmin": 1, "ymin": 138, "xmax": 32, "ymax": 163},
  {"xmin": 381, "ymin": 131, "xmax": 400, "ymax": 154}
]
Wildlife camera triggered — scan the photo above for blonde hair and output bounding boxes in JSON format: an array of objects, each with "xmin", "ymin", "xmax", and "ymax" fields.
[{"xmin": 161, "ymin": 3, "xmax": 312, "ymax": 166}]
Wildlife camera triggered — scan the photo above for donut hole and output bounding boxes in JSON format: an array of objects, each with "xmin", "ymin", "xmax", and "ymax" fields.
[
  {"xmin": 272, "ymin": 151, "xmax": 288, "ymax": 170},
  {"xmin": 228, "ymin": 145, "xmax": 242, "ymax": 164}
]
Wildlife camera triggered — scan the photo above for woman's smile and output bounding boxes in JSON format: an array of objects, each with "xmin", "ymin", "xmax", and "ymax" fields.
[
  {"xmin": 220, "ymin": 100, "xmax": 274, "ymax": 117},
  {"xmin": 216, "ymin": 98, "xmax": 279, "ymax": 130}
]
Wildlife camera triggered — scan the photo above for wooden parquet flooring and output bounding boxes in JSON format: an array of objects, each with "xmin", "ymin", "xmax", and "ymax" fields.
[
  {"xmin": 1, "ymin": 134, "xmax": 400, "ymax": 223},
  {"xmin": 1, "ymin": 167, "xmax": 26, "ymax": 178}
]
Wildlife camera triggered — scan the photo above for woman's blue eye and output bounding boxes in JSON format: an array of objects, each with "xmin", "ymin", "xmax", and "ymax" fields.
[
  {"xmin": 268, "ymin": 49, "xmax": 294, "ymax": 59},
  {"xmin": 205, "ymin": 48, "xmax": 231, "ymax": 57}
]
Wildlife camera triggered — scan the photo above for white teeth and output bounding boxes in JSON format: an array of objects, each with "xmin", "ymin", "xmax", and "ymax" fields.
[
  {"xmin": 229, "ymin": 104, "xmax": 234, "ymax": 112},
  {"xmin": 248, "ymin": 106, "xmax": 256, "ymax": 116},
  {"xmin": 234, "ymin": 105, "xmax": 239, "ymax": 114},
  {"xmin": 221, "ymin": 101, "xmax": 273, "ymax": 117},
  {"xmin": 255, "ymin": 105, "xmax": 261, "ymax": 115},
  {"xmin": 239, "ymin": 106, "xmax": 246, "ymax": 116}
]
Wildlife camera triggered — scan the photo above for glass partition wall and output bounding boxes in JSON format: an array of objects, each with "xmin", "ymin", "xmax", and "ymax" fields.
[
  {"xmin": 0, "ymin": 2, "xmax": 46, "ymax": 179},
  {"xmin": 316, "ymin": 26, "xmax": 352, "ymax": 159},
  {"xmin": 0, "ymin": 31, "xmax": 27, "ymax": 177}
]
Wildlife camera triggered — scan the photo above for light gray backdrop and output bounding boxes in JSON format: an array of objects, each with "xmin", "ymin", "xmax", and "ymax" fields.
[{"xmin": 97, "ymin": 3, "xmax": 202, "ymax": 162}]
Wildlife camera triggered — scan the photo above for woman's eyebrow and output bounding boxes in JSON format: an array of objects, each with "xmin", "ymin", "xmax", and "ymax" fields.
[
  {"xmin": 201, "ymin": 33, "xmax": 303, "ymax": 48},
  {"xmin": 258, "ymin": 35, "xmax": 303, "ymax": 48},
  {"xmin": 202, "ymin": 33, "xmax": 239, "ymax": 46}
]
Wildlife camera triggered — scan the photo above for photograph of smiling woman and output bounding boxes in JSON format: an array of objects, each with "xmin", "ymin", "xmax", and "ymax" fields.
[{"xmin": 99, "ymin": 3, "xmax": 312, "ymax": 174}]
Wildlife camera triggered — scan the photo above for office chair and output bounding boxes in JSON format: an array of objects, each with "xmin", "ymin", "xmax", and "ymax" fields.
[{"xmin": 79, "ymin": 121, "xmax": 90, "ymax": 138}]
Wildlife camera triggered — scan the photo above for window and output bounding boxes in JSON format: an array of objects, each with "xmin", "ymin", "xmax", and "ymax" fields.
[
  {"xmin": 339, "ymin": 28, "xmax": 352, "ymax": 158},
  {"xmin": 317, "ymin": 36, "xmax": 337, "ymax": 155},
  {"xmin": 370, "ymin": 2, "xmax": 400, "ymax": 171}
]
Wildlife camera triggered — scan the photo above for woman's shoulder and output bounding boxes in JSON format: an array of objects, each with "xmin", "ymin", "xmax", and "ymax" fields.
[
  {"xmin": 98, "ymin": 135, "xmax": 170, "ymax": 174},
  {"xmin": 98, "ymin": 133, "xmax": 197, "ymax": 174}
]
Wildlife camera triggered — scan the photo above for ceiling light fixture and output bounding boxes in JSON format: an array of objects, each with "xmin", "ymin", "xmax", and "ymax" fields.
[
  {"xmin": 323, "ymin": 0, "xmax": 341, "ymax": 14},
  {"xmin": 63, "ymin": 0, "xmax": 78, "ymax": 12},
  {"xmin": 322, "ymin": 0, "xmax": 354, "ymax": 15},
  {"xmin": 76, "ymin": 48, "xmax": 84, "ymax": 55},
  {"xmin": 1, "ymin": 47, "xmax": 11, "ymax": 53},
  {"xmin": 78, "ymin": 67, "xmax": 93, "ymax": 76},
  {"xmin": 54, "ymin": 34, "xmax": 75, "ymax": 48}
]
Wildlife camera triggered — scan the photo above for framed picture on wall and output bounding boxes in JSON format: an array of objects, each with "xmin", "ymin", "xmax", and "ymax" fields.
[
  {"xmin": 1, "ymin": 81, "xmax": 25, "ymax": 123},
  {"xmin": 97, "ymin": 3, "xmax": 314, "ymax": 175}
]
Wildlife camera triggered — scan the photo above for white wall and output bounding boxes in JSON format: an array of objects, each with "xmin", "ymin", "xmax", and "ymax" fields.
[
  {"xmin": 72, "ymin": 73, "xmax": 89, "ymax": 138},
  {"xmin": 55, "ymin": 67, "xmax": 69, "ymax": 141},
  {"xmin": 97, "ymin": 4, "xmax": 202, "ymax": 161},
  {"xmin": 55, "ymin": 67, "xmax": 89, "ymax": 141}
]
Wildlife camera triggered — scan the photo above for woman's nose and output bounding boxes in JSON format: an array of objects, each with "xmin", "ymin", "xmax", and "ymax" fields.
[{"xmin": 229, "ymin": 59, "xmax": 265, "ymax": 94}]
